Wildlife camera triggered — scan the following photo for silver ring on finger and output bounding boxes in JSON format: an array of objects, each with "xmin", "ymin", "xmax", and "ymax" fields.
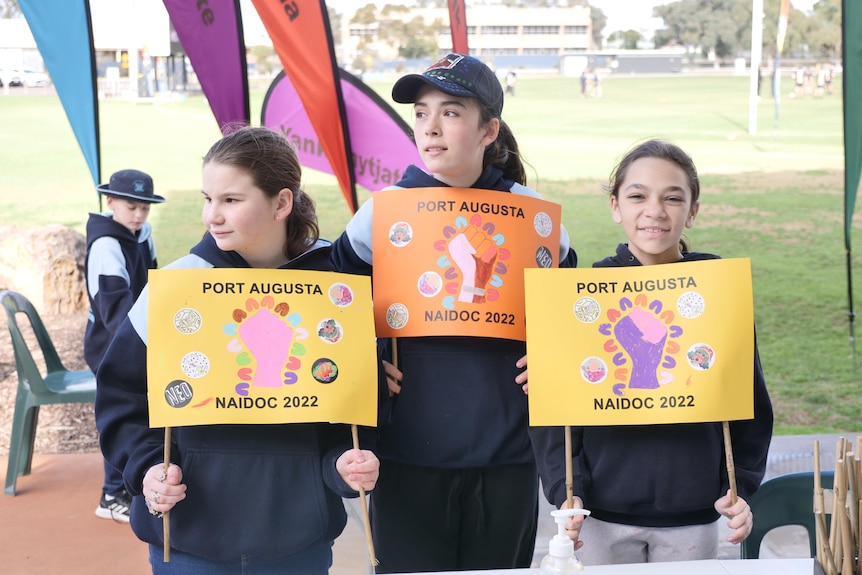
[{"xmin": 153, "ymin": 491, "xmax": 160, "ymax": 504}]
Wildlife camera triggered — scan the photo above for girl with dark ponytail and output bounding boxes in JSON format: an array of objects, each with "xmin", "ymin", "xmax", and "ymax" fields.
[{"xmin": 331, "ymin": 54, "xmax": 578, "ymax": 573}]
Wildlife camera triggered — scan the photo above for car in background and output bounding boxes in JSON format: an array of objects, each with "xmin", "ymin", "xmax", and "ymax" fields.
[
  {"xmin": 0, "ymin": 68, "xmax": 49, "ymax": 88},
  {"xmin": 21, "ymin": 69, "xmax": 49, "ymax": 87},
  {"xmin": 0, "ymin": 68, "xmax": 24, "ymax": 87}
]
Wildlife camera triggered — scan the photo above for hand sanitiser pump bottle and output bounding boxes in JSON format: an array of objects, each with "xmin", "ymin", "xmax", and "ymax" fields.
[{"xmin": 539, "ymin": 508, "xmax": 591, "ymax": 574}]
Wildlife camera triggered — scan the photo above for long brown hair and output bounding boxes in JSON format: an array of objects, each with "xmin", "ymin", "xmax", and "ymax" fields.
[{"xmin": 203, "ymin": 126, "xmax": 320, "ymax": 260}]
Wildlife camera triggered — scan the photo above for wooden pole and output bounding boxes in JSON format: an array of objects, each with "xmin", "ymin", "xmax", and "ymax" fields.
[
  {"xmin": 163, "ymin": 427, "xmax": 171, "ymax": 563},
  {"xmin": 831, "ymin": 439, "xmax": 846, "ymax": 556},
  {"xmin": 835, "ymin": 457, "xmax": 846, "ymax": 572},
  {"xmin": 815, "ymin": 440, "xmax": 824, "ymax": 569},
  {"xmin": 839, "ymin": 471, "xmax": 855, "ymax": 575},
  {"xmin": 856, "ymin": 437, "xmax": 862, "ymax": 575},
  {"xmin": 722, "ymin": 422, "xmax": 737, "ymax": 504},
  {"xmin": 815, "ymin": 474, "xmax": 838, "ymax": 575},
  {"xmin": 856, "ymin": 437, "xmax": 862, "ymax": 502},
  {"xmin": 846, "ymin": 452, "xmax": 859, "ymax": 561},
  {"xmin": 565, "ymin": 426, "xmax": 573, "ymax": 509},
  {"xmin": 351, "ymin": 425, "xmax": 379, "ymax": 569},
  {"xmin": 858, "ymin": 499, "xmax": 862, "ymax": 575}
]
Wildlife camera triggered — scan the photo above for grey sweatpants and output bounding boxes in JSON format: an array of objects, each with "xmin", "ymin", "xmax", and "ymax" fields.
[{"xmin": 577, "ymin": 516, "xmax": 719, "ymax": 565}]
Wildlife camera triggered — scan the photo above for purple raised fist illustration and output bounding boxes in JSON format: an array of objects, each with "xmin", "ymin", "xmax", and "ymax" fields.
[{"xmin": 613, "ymin": 307, "xmax": 667, "ymax": 389}]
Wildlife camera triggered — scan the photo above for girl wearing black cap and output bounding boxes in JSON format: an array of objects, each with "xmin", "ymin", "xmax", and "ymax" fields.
[{"xmin": 331, "ymin": 53, "xmax": 579, "ymax": 573}]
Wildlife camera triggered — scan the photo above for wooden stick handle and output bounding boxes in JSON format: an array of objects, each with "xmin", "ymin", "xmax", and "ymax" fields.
[
  {"xmin": 830, "ymin": 440, "xmax": 846, "ymax": 555},
  {"xmin": 351, "ymin": 425, "xmax": 379, "ymax": 567},
  {"xmin": 565, "ymin": 426, "xmax": 573, "ymax": 509},
  {"xmin": 722, "ymin": 422, "xmax": 737, "ymax": 504},
  {"xmin": 841, "ymin": 499, "xmax": 854, "ymax": 575},
  {"xmin": 857, "ymin": 499, "xmax": 862, "ymax": 575},
  {"xmin": 816, "ymin": 509, "xmax": 838, "ymax": 575},
  {"xmin": 163, "ymin": 427, "xmax": 171, "ymax": 563},
  {"xmin": 856, "ymin": 437, "xmax": 862, "ymax": 504},
  {"xmin": 846, "ymin": 452, "xmax": 859, "ymax": 559},
  {"xmin": 815, "ymin": 440, "xmax": 822, "ymax": 492},
  {"xmin": 814, "ymin": 440, "xmax": 824, "ymax": 568},
  {"xmin": 833, "ymin": 457, "xmax": 846, "ymax": 572}
]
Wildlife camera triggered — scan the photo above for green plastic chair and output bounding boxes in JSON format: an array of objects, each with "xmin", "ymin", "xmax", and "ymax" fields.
[
  {"xmin": 2, "ymin": 290, "xmax": 97, "ymax": 496},
  {"xmin": 741, "ymin": 470, "xmax": 835, "ymax": 559}
]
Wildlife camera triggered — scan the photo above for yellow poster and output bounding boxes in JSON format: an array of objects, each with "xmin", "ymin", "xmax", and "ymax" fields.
[
  {"xmin": 525, "ymin": 259, "xmax": 754, "ymax": 426},
  {"xmin": 372, "ymin": 187, "xmax": 562, "ymax": 341},
  {"xmin": 147, "ymin": 268, "xmax": 378, "ymax": 427}
]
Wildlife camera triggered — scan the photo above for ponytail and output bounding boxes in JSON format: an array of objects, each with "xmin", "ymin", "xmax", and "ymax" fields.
[{"xmin": 484, "ymin": 119, "xmax": 526, "ymax": 185}]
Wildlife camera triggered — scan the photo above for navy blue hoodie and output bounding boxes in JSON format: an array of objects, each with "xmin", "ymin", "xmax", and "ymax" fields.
[
  {"xmin": 534, "ymin": 243, "xmax": 773, "ymax": 528},
  {"xmin": 331, "ymin": 165, "xmax": 578, "ymax": 469},
  {"xmin": 95, "ymin": 233, "xmax": 383, "ymax": 561},
  {"xmin": 84, "ymin": 212, "xmax": 157, "ymax": 371}
]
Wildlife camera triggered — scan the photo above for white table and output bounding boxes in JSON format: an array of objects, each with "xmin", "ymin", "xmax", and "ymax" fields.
[{"xmin": 411, "ymin": 558, "xmax": 825, "ymax": 575}]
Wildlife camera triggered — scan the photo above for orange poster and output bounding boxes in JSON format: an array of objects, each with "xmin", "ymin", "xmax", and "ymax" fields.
[{"xmin": 372, "ymin": 187, "xmax": 562, "ymax": 340}]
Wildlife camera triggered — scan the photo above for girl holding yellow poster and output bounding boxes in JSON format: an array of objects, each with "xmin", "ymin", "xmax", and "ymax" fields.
[
  {"xmin": 95, "ymin": 127, "xmax": 381, "ymax": 574},
  {"xmin": 536, "ymin": 140, "xmax": 774, "ymax": 565},
  {"xmin": 331, "ymin": 54, "xmax": 578, "ymax": 573}
]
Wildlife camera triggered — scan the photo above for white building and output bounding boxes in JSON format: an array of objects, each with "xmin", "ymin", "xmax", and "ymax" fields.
[
  {"xmin": 343, "ymin": 5, "xmax": 594, "ymax": 65},
  {"xmin": 1, "ymin": 0, "xmax": 171, "ymax": 97}
]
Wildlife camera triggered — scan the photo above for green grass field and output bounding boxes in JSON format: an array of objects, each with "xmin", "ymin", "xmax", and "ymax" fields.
[{"xmin": 0, "ymin": 73, "xmax": 858, "ymax": 434}]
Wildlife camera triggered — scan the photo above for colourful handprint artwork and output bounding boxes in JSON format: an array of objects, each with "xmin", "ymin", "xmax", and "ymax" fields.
[
  {"xmin": 435, "ymin": 214, "xmax": 510, "ymax": 307},
  {"xmin": 224, "ymin": 296, "xmax": 308, "ymax": 396}
]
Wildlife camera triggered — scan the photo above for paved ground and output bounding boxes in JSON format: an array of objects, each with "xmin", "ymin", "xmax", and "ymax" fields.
[{"xmin": 0, "ymin": 433, "xmax": 849, "ymax": 574}]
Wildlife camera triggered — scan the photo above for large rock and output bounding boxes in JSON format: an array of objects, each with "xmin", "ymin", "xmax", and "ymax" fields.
[{"xmin": 0, "ymin": 224, "xmax": 87, "ymax": 314}]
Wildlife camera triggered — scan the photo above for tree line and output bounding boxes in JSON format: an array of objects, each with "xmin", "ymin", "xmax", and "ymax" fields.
[{"xmin": 651, "ymin": 0, "xmax": 841, "ymax": 62}]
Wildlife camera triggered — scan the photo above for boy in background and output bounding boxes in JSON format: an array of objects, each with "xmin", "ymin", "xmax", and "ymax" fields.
[{"xmin": 85, "ymin": 169, "xmax": 165, "ymax": 522}]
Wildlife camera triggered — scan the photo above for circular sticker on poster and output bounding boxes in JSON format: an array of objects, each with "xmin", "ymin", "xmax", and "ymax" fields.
[
  {"xmin": 311, "ymin": 358, "xmax": 339, "ymax": 384},
  {"xmin": 328, "ymin": 283, "xmax": 354, "ymax": 307},
  {"xmin": 163, "ymin": 379, "xmax": 193, "ymax": 408},
  {"xmin": 317, "ymin": 318, "xmax": 343, "ymax": 344},
  {"xmin": 677, "ymin": 291, "xmax": 705, "ymax": 319},
  {"xmin": 686, "ymin": 343, "xmax": 715, "ymax": 371},
  {"xmin": 418, "ymin": 271, "xmax": 443, "ymax": 297},
  {"xmin": 174, "ymin": 307, "xmax": 202, "ymax": 334},
  {"xmin": 388, "ymin": 222, "xmax": 413, "ymax": 247},
  {"xmin": 386, "ymin": 303, "xmax": 409, "ymax": 330},
  {"xmin": 580, "ymin": 357, "xmax": 608, "ymax": 384},
  {"xmin": 535, "ymin": 246, "xmax": 553, "ymax": 268},
  {"xmin": 573, "ymin": 297, "xmax": 601, "ymax": 324},
  {"xmin": 534, "ymin": 212, "xmax": 553, "ymax": 238},
  {"xmin": 180, "ymin": 351, "xmax": 210, "ymax": 379}
]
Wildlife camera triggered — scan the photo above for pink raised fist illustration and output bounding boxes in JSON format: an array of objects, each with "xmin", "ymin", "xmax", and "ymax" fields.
[
  {"xmin": 447, "ymin": 225, "xmax": 498, "ymax": 303},
  {"xmin": 238, "ymin": 307, "xmax": 294, "ymax": 388}
]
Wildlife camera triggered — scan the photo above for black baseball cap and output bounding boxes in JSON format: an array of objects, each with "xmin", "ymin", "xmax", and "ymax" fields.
[{"xmin": 392, "ymin": 53, "xmax": 504, "ymax": 118}]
